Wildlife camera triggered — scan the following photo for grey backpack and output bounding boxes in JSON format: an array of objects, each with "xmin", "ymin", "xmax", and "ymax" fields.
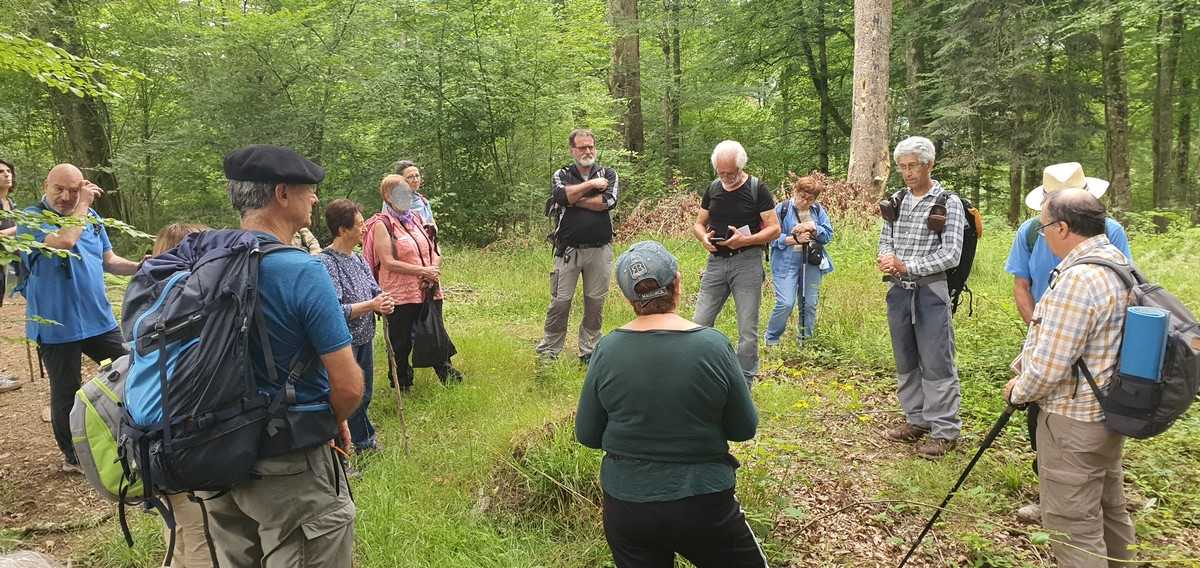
[{"xmin": 1068, "ymin": 257, "xmax": 1200, "ymax": 439}]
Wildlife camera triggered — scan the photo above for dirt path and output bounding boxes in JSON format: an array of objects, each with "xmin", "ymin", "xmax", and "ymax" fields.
[{"xmin": 0, "ymin": 297, "xmax": 109, "ymax": 558}]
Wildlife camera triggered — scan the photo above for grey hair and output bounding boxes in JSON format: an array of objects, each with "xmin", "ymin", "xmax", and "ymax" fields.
[
  {"xmin": 227, "ymin": 180, "xmax": 276, "ymax": 216},
  {"xmin": 710, "ymin": 140, "xmax": 748, "ymax": 170},
  {"xmin": 893, "ymin": 136, "xmax": 936, "ymax": 165}
]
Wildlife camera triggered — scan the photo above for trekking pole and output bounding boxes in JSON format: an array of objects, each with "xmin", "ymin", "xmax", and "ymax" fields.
[
  {"xmin": 797, "ymin": 242, "xmax": 809, "ymax": 342},
  {"xmin": 380, "ymin": 317, "xmax": 411, "ymax": 455},
  {"xmin": 25, "ymin": 339, "xmax": 34, "ymax": 383},
  {"xmin": 897, "ymin": 404, "xmax": 1018, "ymax": 567}
]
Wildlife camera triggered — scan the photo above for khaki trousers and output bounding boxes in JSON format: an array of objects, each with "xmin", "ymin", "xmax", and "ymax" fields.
[
  {"xmin": 536, "ymin": 244, "xmax": 613, "ymax": 359},
  {"xmin": 201, "ymin": 445, "xmax": 355, "ymax": 568},
  {"xmin": 162, "ymin": 493, "xmax": 215, "ymax": 568},
  {"xmin": 1036, "ymin": 411, "xmax": 1136, "ymax": 567}
]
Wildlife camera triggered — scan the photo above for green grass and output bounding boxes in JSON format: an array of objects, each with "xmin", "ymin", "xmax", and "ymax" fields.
[{"xmin": 74, "ymin": 223, "xmax": 1200, "ymax": 567}]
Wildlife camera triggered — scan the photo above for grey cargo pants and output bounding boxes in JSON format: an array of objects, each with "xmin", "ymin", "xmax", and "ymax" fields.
[
  {"xmin": 536, "ymin": 244, "xmax": 613, "ymax": 359},
  {"xmin": 201, "ymin": 445, "xmax": 355, "ymax": 567},
  {"xmin": 886, "ymin": 278, "xmax": 962, "ymax": 440},
  {"xmin": 694, "ymin": 248, "xmax": 764, "ymax": 383}
]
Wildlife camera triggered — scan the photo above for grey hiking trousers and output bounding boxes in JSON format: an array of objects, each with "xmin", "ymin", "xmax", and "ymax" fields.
[
  {"xmin": 885, "ymin": 277, "xmax": 962, "ymax": 440},
  {"xmin": 536, "ymin": 244, "xmax": 613, "ymax": 359},
  {"xmin": 694, "ymin": 248, "xmax": 765, "ymax": 383}
]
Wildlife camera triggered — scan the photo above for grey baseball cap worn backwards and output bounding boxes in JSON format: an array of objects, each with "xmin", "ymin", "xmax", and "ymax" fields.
[{"xmin": 616, "ymin": 241, "xmax": 678, "ymax": 302}]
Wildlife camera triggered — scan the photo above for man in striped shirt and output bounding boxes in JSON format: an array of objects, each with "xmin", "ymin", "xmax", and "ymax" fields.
[
  {"xmin": 877, "ymin": 136, "xmax": 965, "ymax": 459},
  {"xmin": 1005, "ymin": 189, "xmax": 1136, "ymax": 566}
]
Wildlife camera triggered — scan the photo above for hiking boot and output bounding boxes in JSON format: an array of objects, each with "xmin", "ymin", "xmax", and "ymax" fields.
[
  {"xmin": 883, "ymin": 423, "xmax": 930, "ymax": 443},
  {"xmin": 916, "ymin": 438, "xmax": 958, "ymax": 459},
  {"xmin": 1016, "ymin": 503, "xmax": 1041, "ymax": 524},
  {"xmin": 61, "ymin": 461, "xmax": 83, "ymax": 475},
  {"xmin": 437, "ymin": 366, "xmax": 464, "ymax": 384},
  {"xmin": 0, "ymin": 377, "xmax": 21, "ymax": 394}
]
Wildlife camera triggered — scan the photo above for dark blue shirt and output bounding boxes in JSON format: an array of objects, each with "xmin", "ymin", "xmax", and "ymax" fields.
[
  {"xmin": 252, "ymin": 233, "xmax": 352, "ymax": 404},
  {"xmin": 17, "ymin": 204, "xmax": 118, "ymax": 344}
]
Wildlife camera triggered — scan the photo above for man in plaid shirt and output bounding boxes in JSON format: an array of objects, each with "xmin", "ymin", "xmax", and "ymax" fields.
[
  {"xmin": 1005, "ymin": 189, "xmax": 1137, "ymax": 566},
  {"xmin": 877, "ymin": 136, "xmax": 965, "ymax": 459}
]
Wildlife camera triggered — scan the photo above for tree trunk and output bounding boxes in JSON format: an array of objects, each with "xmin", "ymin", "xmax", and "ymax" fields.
[
  {"xmin": 609, "ymin": 0, "xmax": 645, "ymax": 154},
  {"xmin": 1174, "ymin": 76, "xmax": 1192, "ymax": 200},
  {"xmin": 39, "ymin": 0, "xmax": 123, "ymax": 220},
  {"xmin": 1152, "ymin": 5, "xmax": 1184, "ymax": 208},
  {"xmin": 660, "ymin": 0, "xmax": 681, "ymax": 173},
  {"xmin": 847, "ymin": 0, "xmax": 893, "ymax": 194},
  {"xmin": 1101, "ymin": 0, "xmax": 1133, "ymax": 212},
  {"xmin": 903, "ymin": 0, "xmax": 926, "ymax": 132}
]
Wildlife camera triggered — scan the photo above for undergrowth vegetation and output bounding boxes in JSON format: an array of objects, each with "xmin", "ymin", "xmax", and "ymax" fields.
[{"xmin": 79, "ymin": 218, "xmax": 1199, "ymax": 567}]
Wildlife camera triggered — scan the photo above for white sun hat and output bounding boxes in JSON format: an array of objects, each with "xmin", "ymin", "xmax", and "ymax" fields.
[{"xmin": 1025, "ymin": 162, "xmax": 1110, "ymax": 211}]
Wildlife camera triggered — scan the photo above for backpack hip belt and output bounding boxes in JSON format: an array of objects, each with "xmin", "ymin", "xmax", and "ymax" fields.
[{"xmin": 884, "ymin": 272, "xmax": 946, "ymax": 290}]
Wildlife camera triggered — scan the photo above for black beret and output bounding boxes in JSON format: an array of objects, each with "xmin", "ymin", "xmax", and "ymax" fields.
[{"xmin": 223, "ymin": 145, "xmax": 325, "ymax": 185}]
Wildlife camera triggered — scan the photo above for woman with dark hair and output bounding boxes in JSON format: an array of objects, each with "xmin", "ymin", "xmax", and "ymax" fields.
[
  {"xmin": 319, "ymin": 198, "xmax": 394, "ymax": 451},
  {"xmin": 1, "ymin": 158, "xmax": 19, "ymax": 392},
  {"xmin": 575, "ymin": 241, "xmax": 766, "ymax": 568},
  {"xmin": 363, "ymin": 176, "xmax": 462, "ymax": 391},
  {"xmin": 765, "ymin": 174, "xmax": 834, "ymax": 347}
]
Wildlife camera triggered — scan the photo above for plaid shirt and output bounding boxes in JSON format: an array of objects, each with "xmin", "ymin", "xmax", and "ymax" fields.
[
  {"xmin": 876, "ymin": 181, "xmax": 965, "ymax": 277},
  {"xmin": 1010, "ymin": 236, "xmax": 1131, "ymax": 422}
]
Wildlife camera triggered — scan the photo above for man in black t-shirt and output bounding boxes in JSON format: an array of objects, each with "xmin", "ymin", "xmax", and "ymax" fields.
[
  {"xmin": 692, "ymin": 140, "xmax": 779, "ymax": 384},
  {"xmin": 537, "ymin": 128, "xmax": 620, "ymax": 364}
]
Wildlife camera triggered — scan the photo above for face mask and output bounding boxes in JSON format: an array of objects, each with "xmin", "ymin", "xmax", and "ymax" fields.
[{"xmin": 389, "ymin": 186, "xmax": 413, "ymax": 212}]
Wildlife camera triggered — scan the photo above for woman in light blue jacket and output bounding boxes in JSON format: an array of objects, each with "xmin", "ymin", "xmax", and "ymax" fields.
[{"xmin": 765, "ymin": 175, "xmax": 834, "ymax": 346}]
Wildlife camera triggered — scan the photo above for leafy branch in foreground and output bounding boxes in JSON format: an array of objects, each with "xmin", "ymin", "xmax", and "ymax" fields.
[{"xmin": 0, "ymin": 33, "xmax": 144, "ymax": 99}]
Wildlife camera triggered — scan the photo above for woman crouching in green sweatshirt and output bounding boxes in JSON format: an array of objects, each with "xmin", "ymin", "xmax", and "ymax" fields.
[{"xmin": 575, "ymin": 240, "xmax": 767, "ymax": 568}]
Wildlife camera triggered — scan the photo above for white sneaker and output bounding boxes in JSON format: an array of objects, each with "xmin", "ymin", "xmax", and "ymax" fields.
[
  {"xmin": 1016, "ymin": 503, "xmax": 1041, "ymax": 524},
  {"xmin": 61, "ymin": 461, "xmax": 83, "ymax": 475},
  {"xmin": 0, "ymin": 377, "xmax": 21, "ymax": 393}
]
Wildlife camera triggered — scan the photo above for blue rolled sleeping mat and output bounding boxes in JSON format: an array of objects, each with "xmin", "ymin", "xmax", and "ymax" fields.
[{"xmin": 1119, "ymin": 306, "xmax": 1170, "ymax": 382}]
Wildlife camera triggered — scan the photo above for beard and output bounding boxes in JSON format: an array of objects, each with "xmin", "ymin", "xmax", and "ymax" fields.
[{"xmin": 576, "ymin": 156, "xmax": 596, "ymax": 168}]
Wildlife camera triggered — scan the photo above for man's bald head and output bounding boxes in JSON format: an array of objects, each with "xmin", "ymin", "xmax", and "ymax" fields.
[
  {"xmin": 43, "ymin": 164, "xmax": 88, "ymax": 213},
  {"xmin": 1044, "ymin": 188, "xmax": 1106, "ymax": 238}
]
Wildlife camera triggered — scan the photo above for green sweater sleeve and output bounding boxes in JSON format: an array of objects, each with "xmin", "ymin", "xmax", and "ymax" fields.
[
  {"xmin": 575, "ymin": 358, "xmax": 607, "ymax": 449},
  {"xmin": 718, "ymin": 342, "xmax": 758, "ymax": 442}
]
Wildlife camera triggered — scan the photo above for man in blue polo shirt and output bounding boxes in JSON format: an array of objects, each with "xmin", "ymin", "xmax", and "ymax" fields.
[
  {"xmin": 1003, "ymin": 161, "xmax": 1132, "ymax": 525},
  {"xmin": 18, "ymin": 164, "xmax": 141, "ymax": 473},
  {"xmin": 1006, "ymin": 162, "xmax": 1132, "ymax": 325},
  {"xmin": 201, "ymin": 145, "xmax": 363, "ymax": 568}
]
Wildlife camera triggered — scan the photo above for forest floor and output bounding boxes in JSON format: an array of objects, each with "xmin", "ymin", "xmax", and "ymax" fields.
[{"xmin": 1, "ymin": 227, "xmax": 1198, "ymax": 567}]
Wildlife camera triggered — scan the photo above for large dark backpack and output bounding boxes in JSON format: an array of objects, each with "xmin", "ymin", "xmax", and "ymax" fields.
[
  {"xmin": 117, "ymin": 230, "xmax": 319, "ymax": 560},
  {"xmin": 881, "ymin": 189, "xmax": 983, "ymax": 314},
  {"xmin": 1065, "ymin": 257, "xmax": 1200, "ymax": 439}
]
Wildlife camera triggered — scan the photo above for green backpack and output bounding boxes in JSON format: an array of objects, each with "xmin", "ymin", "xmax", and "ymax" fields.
[{"xmin": 70, "ymin": 355, "xmax": 143, "ymax": 503}]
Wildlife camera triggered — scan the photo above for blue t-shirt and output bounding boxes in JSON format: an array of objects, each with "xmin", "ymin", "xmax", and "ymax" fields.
[
  {"xmin": 1004, "ymin": 217, "xmax": 1133, "ymax": 302},
  {"xmin": 251, "ymin": 233, "xmax": 353, "ymax": 404},
  {"xmin": 18, "ymin": 205, "xmax": 118, "ymax": 344}
]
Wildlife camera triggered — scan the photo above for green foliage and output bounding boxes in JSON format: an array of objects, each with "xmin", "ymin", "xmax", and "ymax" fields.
[{"xmin": 0, "ymin": 32, "xmax": 140, "ymax": 99}]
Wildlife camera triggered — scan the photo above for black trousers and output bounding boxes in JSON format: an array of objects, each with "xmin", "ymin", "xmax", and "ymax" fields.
[
  {"xmin": 603, "ymin": 489, "xmax": 769, "ymax": 568},
  {"xmin": 40, "ymin": 328, "xmax": 128, "ymax": 463},
  {"xmin": 385, "ymin": 302, "xmax": 450, "ymax": 388}
]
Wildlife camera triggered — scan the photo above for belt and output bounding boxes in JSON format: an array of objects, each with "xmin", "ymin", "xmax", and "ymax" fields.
[
  {"xmin": 561, "ymin": 242, "xmax": 609, "ymax": 250},
  {"xmin": 883, "ymin": 272, "xmax": 946, "ymax": 289},
  {"xmin": 712, "ymin": 245, "xmax": 761, "ymax": 258}
]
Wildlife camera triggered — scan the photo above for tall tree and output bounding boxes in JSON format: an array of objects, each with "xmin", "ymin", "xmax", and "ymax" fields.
[
  {"xmin": 1100, "ymin": 0, "xmax": 1132, "ymax": 211},
  {"xmin": 1175, "ymin": 76, "xmax": 1193, "ymax": 200},
  {"xmin": 609, "ymin": 0, "xmax": 645, "ymax": 154},
  {"xmin": 902, "ymin": 0, "xmax": 927, "ymax": 132},
  {"xmin": 847, "ymin": 0, "xmax": 893, "ymax": 193},
  {"xmin": 797, "ymin": 0, "xmax": 851, "ymax": 172},
  {"xmin": 1152, "ymin": 2, "xmax": 1184, "ymax": 208},
  {"xmin": 37, "ymin": 0, "xmax": 124, "ymax": 220},
  {"xmin": 660, "ymin": 0, "xmax": 682, "ymax": 172}
]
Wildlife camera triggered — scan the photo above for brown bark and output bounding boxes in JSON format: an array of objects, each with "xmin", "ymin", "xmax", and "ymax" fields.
[
  {"xmin": 609, "ymin": 0, "xmax": 645, "ymax": 154},
  {"xmin": 39, "ymin": 0, "xmax": 123, "ymax": 220},
  {"xmin": 1152, "ymin": 5, "xmax": 1184, "ymax": 208},
  {"xmin": 660, "ymin": 0, "xmax": 681, "ymax": 171},
  {"xmin": 903, "ymin": 0, "xmax": 926, "ymax": 132},
  {"xmin": 1175, "ymin": 76, "xmax": 1192, "ymax": 199},
  {"xmin": 847, "ymin": 0, "xmax": 893, "ymax": 194},
  {"xmin": 1101, "ymin": 0, "xmax": 1132, "ymax": 211}
]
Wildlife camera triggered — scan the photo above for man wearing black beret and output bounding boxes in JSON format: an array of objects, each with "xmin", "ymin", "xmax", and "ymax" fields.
[{"xmin": 202, "ymin": 144, "xmax": 363, "ymax": 567}]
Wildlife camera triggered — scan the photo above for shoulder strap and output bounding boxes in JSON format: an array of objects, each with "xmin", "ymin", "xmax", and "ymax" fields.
[
  {"xmin": 749, "ymin": 176, "xmax": 760, "ymax": 202},
  {"xmin": 1022, "ymin": 218, "xmax": 1040, "ymax": 253},
  {"xmin": 707, "ymin": 179, "xmax": 722, "ymax": 201},
  {"xmin": 1061, "ymin": 256, "xmax": 1141, "ymax": 289}
]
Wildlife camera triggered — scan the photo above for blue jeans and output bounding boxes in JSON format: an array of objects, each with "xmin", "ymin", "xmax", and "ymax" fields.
[
  {"xmin": 348, "ymin": 341, "xmax": 377, "ymax": 450},
  {"xmin": 765, "ymin": 260, "xmax": 823, "ymax": 344}
]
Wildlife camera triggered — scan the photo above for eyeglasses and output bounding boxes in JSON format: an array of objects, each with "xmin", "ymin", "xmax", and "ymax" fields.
[
  {"xmin": 1036, "ymin": 219, "xmax": 1063, "ymax": 237},
  {"xmin": 573, "ymin": 145, "xmax": 596, "ymax": 152}
]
